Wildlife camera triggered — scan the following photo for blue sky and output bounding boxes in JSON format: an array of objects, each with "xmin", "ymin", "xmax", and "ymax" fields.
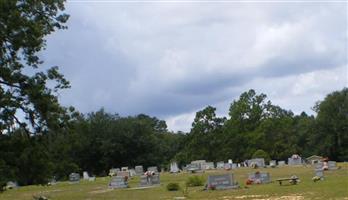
[{"xmin": 42, "ymin": 1, "xmax": 347, "ymax": 132}]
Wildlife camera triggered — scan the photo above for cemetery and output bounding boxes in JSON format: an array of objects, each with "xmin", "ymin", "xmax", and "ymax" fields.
[{"xmin": 1, "ymin": 162, "xmax": 347, "ymax": 200}]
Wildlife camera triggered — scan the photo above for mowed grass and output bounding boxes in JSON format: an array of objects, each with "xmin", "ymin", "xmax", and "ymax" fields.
[{"xmin": 1, "ymin": 163, "xmax": 347, "ymax": 200}]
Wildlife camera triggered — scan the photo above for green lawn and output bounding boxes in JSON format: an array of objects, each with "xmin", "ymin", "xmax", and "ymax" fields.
[{"xmin": 1, "ymin": 164, "xmax": 347, "ymax": 200}]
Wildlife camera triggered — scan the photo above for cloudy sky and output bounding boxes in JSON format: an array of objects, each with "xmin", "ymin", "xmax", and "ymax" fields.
[{"xmin": 42, "ymin": 1, "xmax": 347, "ymax": 132}]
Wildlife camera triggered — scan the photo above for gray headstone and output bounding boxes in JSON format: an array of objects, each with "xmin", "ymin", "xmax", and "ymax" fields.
[
  {"xmin": 109, "ymin": 176, "xmax": 128, "ymax": 188},
  {"xmin": 315, "ymin": 169, "xmax": 324, "ymax": 178},
  {"xmin": 328, "ymin": 161, "xmax": 338, "ymax": 170},
  {"xmin": 109, "ymin": 168, "xmax": 120, "ymax": 176},
  {"xmin": 247, "ymin": 158, "xmax": 265, "ymax": 168},
  {"xmin": 121, "ymin": 167, "xmax": 128, "ymax": 171},
  {"xmin": 170, "ymin": 162, "xmax": 179, "ymax": 173},
  {"xmin": 269, "ymin": 160, "xmax": 276, "ymax": 167},
  {"xmin": 248, "ymin": 172, "xmax": 271, "ymax": 184},
  {"xmin": 147, "ymin": 166, "xmax": 158, "ymax": 172},
  {"xmin": 6, "ymin": 181, "xmax": 18, "ymax": 189},
  {"xmin": 288, "ymin": 155, "xmax": 302, "ymax": 165},
  {"xmin": 207, "ymin": 174, "xmax": 238, "ymax": 190},
  {"xmin": 135, "ymin": 165, "xmax": 144, "ymax": 175},
  {"xmin": 278, "ymin": 161, "xmax": 286, "ymax": 166},
  {"xmin": 216, "ymin": 161, "xmax": 225, "ymax": 169},
  {"xmin": 186, "ymin": 163, "xmax": 202, "ymax": 173},
  {"xmin": 231, "ymin": 163, "xmax": 237, "ymax": 169},
  {"xmin": 129, "ymin": 169, "xmax": 136, "ymax": 177},
  {"xmin": 205, "ymin": 162, "xmax": 215, "ymax": 170},
  {"xmin": 69, "ymin": 173, "xmax": 80, "ymax": 184},
  {"xmin": 117, "ymin": 171, "xmax": 130, "ymax": 177},
  {"xmin": 315, "ymin": 162, "xmax": 323, "ymax": 170},
  {"xmin": 139, "ymin": 174, "xmax": 160, "ymax": 187}
]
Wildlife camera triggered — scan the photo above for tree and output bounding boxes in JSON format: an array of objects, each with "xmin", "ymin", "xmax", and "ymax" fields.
[
  {"xmin": 314, "ymin": 88, "xmax": 348, "ymax": 161},
  {"xmin": 0, "ymin": 0, "xmax": 70, "ymax": 134}
]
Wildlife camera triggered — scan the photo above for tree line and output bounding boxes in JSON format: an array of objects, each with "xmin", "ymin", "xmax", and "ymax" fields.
[{"xmin": 0, "ymin": 88, "xmax": 347, "ymax": 187}]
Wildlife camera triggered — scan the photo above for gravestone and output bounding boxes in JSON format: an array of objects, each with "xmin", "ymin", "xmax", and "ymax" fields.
[
  {"xmin": 328, "ymin": 161, "xmax": 338, "ymax": 170},
  {"xmin": 315, "ymin": 162, "xmax": 324, "ymax": 170},
  {"xmin": 117, "ymin": 171, "xmax": 130, "ymax": 177},
  {"xmin": 83, "ymin": 171, "xmax": 90, "ymax": 180},
  {"xmin": 129, "ymin": 169, "xmax": 136, "ymax": 177},
  {"xmin": 278, "ymin": 161, "xmax": 286, "ymax": 166},
  {"xmin": 139, "ymin": 174, "xmax": 160, "ymax": 187},
  {"xmin": 269, "ymin": 160, "xmax": 277, "ymax": 167},
  {"xmin": 288, "ymin": 154, "xmax": 302, "ymax": 165},
  {"xmin": 121, "ymin": 167, "xmax": 128, "ymax": 171},
  {"xmin": 69, "ymin": 173, "xmax": 80, "ymax": 184},
  {"xmin": 231, "ymin": 163, "xmax": 237, "ymax": 169},
  {"xmin": 315, "ymin": 169, "xmax": 324, "ymax": 180},
  {"xmin": 191, "ymin": 160, "xmax": 207, "ymax": 170},
  {"xmin": 170, "ymin": 162, "xmax": 179, "ymax": 173},
  {"xmin": 247, "ymin": 158, "xmax": 265, "ymax": 168},
  {"xmin": 216, "ymin": 161, "xmax": 225, "ymax": 169},
  {"xmin": 224, "ymin": 163, "xmax": 232, "ymax": 170},
  {"xmin": 135, "ymin": 165, "xmax": 144, "ymax": 175},
  {"xmin": 248, "ymin": 172, "xmax": 271, "ymax": 184},
  {"xmin": 109, "ymin": 176, "xmax": 128, "ymax": 189},
  {"xmin": 207, "ymin": 174, "xmax": 238, "ymax": 190},
  {"xmin": 147, "ymin": 166, "xmax": 158, "ymax": 172},
  {"xmin": 205, "ymin": 162, "xmax": 215, "ymax": 170},
  {"xmin": 109, "ymin": 168, "xmax": 120, "ymax": 176},
  {"xmin": 186, "ymin": 163, "xmax": 202, "ymax": 173},
  {"xmin": 6, "ymin": 181, "xmax": 18, "ymax": 189}
]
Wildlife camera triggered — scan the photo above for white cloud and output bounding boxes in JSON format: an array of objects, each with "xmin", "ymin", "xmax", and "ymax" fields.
[{"xmin": 42, "ymin": 2, "xmax": 347, "ymax": 131}]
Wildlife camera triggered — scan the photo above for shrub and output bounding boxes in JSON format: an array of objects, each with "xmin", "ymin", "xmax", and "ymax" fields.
[
  {"xmin": 166, "ymin": 182, "xmax": 180, "ymax": 191},
  {"xmin": 185, "ymin": 176, "xmax": 205, "ymax": 187}
]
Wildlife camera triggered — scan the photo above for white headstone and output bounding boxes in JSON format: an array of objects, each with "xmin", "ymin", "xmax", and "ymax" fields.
[
  {"xmin": 170, "ymin": 162, "xmax": 179, "ymax": 173},
  {"xmin": 83, "ymin": 171, "xmax": 89, "ymax": 180}
]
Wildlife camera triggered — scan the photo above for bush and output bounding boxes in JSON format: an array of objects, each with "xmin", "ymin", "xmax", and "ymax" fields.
[
  {"xmin": 166, "ymin": 182, "xmax": 180, "ymax": 191},
  {"xmin": 185, "ymin": 176, "xmax": 205, "ymax": 187}
]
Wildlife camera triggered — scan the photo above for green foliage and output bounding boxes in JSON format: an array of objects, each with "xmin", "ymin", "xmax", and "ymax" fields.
[
  {"xmin": 166, "ymin": 182, "xmax": 180, "ymax": 191},
  {"xmin": 186, "ymin": 176, "xmax": 205, "ymax": 187},
  {"xmin": 0, "ymin": 0, "xmax": 72, "ymax": 134},
  {"xmin": 252, "ymin": 149, "xmax": 271, "ymax": 162}
]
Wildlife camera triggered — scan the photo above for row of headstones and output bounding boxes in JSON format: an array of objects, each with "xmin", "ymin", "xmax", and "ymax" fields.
[
  {"xmin": 109, "ymin": 166, "xmax": 159, "ymax": 177},
  {"xmin": 109, "ymin": 174, "xmax": 160, "ymax": 189}
]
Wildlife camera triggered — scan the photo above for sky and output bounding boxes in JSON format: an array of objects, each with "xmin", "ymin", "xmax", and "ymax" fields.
[{"xmin": 42, "ymin": 1, "xmax": 348, "ymax": 132}]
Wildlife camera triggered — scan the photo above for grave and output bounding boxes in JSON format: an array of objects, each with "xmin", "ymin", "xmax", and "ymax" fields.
[
  {"xmin": 269, "ymin": 160, "xmax": 276, "ymax": 167},
  {"xmin": 69, "ymin": 173, "xmax": 80, "ymax": 184},
  {"xmin": 135, "ymin": 165, "xmax": 144, "ymax": 175},
  {"xmin": 117, "ymin": 171, "xmax": 130, "ymax": 177},
  {"xmin": 207, "ymin": 174, "xmax": 238, "ymax": 190},
  {"xmin": 278, "ymin": 161, "xmax": 286, "ymax": 166},
  {"xmin": 247, "ymin": 158, "xmax": 265, "ymax": 168},
  {"xmin": 328, "ymin": 161, "xmax": 338, "ymax": 170},
  {"xmin": 315, "ymin": 162, "xmax": 324, "ymax": 170},
  {"xmin": 307, "ymin": 155, "xmax": 323, "ymax": 165},
  {"xmin": 288, "ymin": 154, "xmax": 302, "ymax": 165},
  {"xmin": 314, "ymin": 169, "xmax": 324, "ymax": 180},
  {"xmin": 170, "ymin": 161, "xmax": 180, "ymax": 173},
  {"xmin": 109, "ymin": 176, "xmax": 128, "ymax": 189},
  {"xmin": 186, "ymin": 163, "xmax": 203, "ymax": 173},
  {"xmin": 6, "ymin": 181, "xmax": 18, "ymax": 189},
  {"xmin": 224, "ymin": 163, "xmax": 232, "ymax": 170},
  {"xmin": 248, "ymin": 172, "xmax": 271, "ymax": 184},
  {"xmin": 205, "ymin": 162, "xmax": 215, "ymax": 170},
  {"xmin": 121, "ymin": 167, "xmax": 128, "ymax": 171},
  {"xmin": 147, "ymin": 166, "xmax": 158, "ymax": 172},
  {"xmin": 216, "ymin": 161, "xmax": 225, "ymax": 169},
  {"xmin": 139, "ymin": 174, "xmax": 160, "ymax": 187},
  {"xmin": 191, "ymin": 160, "xmax": 207, "ymax": 170},
  {"xmin": 231, "ymin": 163, "xmax": 237, "ymax": 169},
  {"xmin": 109, "ymin": 168, "xmax": 120, "ymax": 176},
  {"xmin": 129, "ymin": 169, "xmax": 136, "ymax": 177},
  {"xmin": 83, "ymin": 171, "xmax": 89, "ymax": 180}
]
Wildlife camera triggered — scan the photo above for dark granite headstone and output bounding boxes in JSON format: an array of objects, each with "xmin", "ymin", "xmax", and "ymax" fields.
[
  {"xmin": 109, "ymin": 176, "xmax": 128, "ymax": 188},
  {"xmin": 69, "ymin": 173, "xmax": 80, "ymax": 184},
  {"xmin": 207, "ymin": 174, "xmax": 238, "ymax": 190}
]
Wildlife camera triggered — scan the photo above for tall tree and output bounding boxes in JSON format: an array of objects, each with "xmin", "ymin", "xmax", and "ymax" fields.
[
  {"xmin": 0, "ymin": 0, "xmax": 70, "ymax": 134},
  {"xmin": 314, "ymin": 88, "xmax": 348, "ymax": 161}
]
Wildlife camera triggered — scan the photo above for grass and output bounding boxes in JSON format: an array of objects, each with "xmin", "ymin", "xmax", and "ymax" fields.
[{"xmin": 1, "ymin": 163, "xmax": 347, "ymax": 200}]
